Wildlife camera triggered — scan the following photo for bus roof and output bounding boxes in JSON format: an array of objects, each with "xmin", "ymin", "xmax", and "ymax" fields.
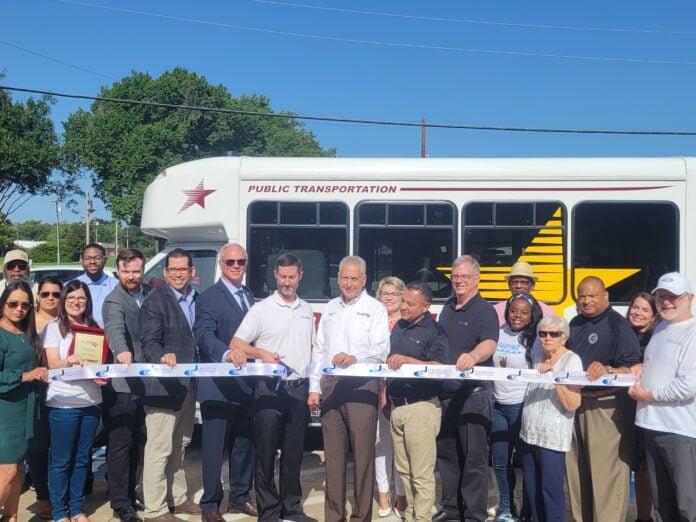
[{"xmin": 140, "ymin": 156, "xmax": 691, "ymax": 243}]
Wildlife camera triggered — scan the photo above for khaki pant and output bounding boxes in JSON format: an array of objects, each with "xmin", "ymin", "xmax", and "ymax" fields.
[
  {"xmin": 566, "ymin": 392, "xmax": 635, "ymax": 522},
  {"xmin": 390, "ymin": 399, "xmax": 441, "ymax": 522},
  {"xmin": 142, "ymin": 390, "xmax": 195, "ymax": 517}
]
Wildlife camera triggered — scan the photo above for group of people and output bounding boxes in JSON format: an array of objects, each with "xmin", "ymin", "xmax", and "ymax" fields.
[{"xmin": 0, "ymin": 245, "xmax": 695, "ymax": 522}]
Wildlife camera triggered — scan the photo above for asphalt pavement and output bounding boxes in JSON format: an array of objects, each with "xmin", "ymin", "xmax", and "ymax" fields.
[{"xmin": 18, "ymin": 446, "xmax": 639, "ymax": 521}]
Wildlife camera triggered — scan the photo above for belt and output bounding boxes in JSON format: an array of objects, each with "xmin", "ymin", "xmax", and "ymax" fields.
[
  {"xmin": 280, "ymin": 378, "xmax": 308, "ymax": 389},
  {"xmin": 439, "ymin": 385, "xmax": 487, "ymax": 401},
  {"xmin": 391, "ymin": 396, "xmax": 436, "ymax": 408},
  {"xmin": 581, "ymin": 389, "xmax": 617, "ymax": 399}
]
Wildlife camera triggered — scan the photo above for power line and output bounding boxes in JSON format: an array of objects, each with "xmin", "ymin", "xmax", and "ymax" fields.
[
  {"xmin": 55, "ymin": 0, "xmax": 696, "ymax": 66},
  {"xmin": 3, "ymin": 84, "xmax": 696, "ymax": 137},
  {"xmin": 250, "ymin": 0, "xmax": 696, "ymax": 36},
  {"xmin": 0, "ymin": 40, "xmax": 116, "ymax": 81}
]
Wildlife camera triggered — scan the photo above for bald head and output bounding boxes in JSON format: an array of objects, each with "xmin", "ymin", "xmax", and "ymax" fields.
[{"xmin": 576, "ymin": 276, "xmax": 609, "ymax": 318}]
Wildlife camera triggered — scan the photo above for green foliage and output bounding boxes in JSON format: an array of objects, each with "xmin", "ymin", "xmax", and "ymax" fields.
[
  {"xmin": 0, "ymin": 86, "xmax": 70, "ymax": 223},
  {"xmin": 0, "ymin": 216, "xmax": 15, "ymax": 253},
  {"xmin": 63, "ymin": 68, "xmax": 335, "ymax": 225},
  {"xmin": 16, "ymin": 220, "xmax": 52, "ymax": 241}
]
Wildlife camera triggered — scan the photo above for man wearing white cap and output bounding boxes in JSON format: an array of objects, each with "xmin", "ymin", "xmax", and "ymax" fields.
[
  {"xmin": 493, "ymin": 261, "xmax": 556, "ymax": 327},
  {"xmin": 629, "ymin": 272, "xmax": 696, "ymax": 521},
  {"xmin": 0, "ymin": 249, "xmax": 31, "ymax": 293}
]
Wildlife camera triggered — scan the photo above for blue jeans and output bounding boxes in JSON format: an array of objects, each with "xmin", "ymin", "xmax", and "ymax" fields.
[
  {"xmin": 490, "ymin": 401, "xmax": 523, "ymax": 514},
  {"xmin": 48, "ymin": 406, "xmax": 101, "ymax": 520}
]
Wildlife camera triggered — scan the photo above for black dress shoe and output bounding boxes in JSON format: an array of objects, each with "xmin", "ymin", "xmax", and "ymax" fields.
[
  {"xmin": 113, "ymin": 506, "xmax": 143, "ymax": 522},
  {"xmin": 432, "ymin": 511, "xmax": 459, "ymax": 522},
  {"xmin": 227, "ymin": 501, "xmax": 258, "ymax": 517},
  {"xmin": 132, "ymin": 498, "xmax": 145, "ymax": 512},
  {"xmin": 201, "ymin": 512, "xmax": 225, "ymax": 522}
]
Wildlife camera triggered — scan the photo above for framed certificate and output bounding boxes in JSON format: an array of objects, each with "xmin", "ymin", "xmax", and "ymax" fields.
[{"xmin": 68, "ymin": 325, "xmax": 109, "ymax": 365}]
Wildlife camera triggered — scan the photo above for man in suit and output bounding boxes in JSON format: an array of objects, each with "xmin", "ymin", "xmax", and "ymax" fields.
[
  {"xmin": 139, "ymin": 248, "xmax": 201, "ymax": 522},
  {"xmin": 103, "ymin": 248, "xmax": 152, "ymax": 522},
  {"xmin": 193, "ymin": 242, "xmax": 255, "ymax": 521}
]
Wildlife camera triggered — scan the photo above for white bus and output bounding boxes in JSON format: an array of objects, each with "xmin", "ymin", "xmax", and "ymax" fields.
[{"xmin": 140, "ymin": 156, "xmax": 695, "ymax": 317}]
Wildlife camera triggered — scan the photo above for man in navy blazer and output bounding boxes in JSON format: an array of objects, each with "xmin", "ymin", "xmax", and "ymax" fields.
[
  {"xmin": 139, "ymin": 248, "xmax": 201, "ymax": 522},
  {"xmin": 194, "ymin": 243, "xmax": 256, "ymax": 521}
]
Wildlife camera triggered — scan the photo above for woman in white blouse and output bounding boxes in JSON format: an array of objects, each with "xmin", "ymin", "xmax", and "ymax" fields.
[
  {"xmin": 44, "ymin": 280, "xmax": 103, "ymax": 522},
  {"xmin": 519, "ymin": 315, "xmax": 582, "ymax": 522}
]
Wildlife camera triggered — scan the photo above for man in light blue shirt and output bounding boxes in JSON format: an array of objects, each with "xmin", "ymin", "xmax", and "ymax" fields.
[{"xmin": 75, "ymin": 242, "xmax": 118, "ymax": 327}]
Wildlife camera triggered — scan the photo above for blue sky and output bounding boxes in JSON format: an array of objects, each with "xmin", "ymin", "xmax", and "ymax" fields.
[{"xmin": 3, "ymin": 0, "xmax": 696, "ymax": 224}]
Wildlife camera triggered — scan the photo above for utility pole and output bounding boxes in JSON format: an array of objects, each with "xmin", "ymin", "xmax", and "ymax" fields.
[
  {"xmin": 114, "ymin": 220, "xmax": 119, "ymax": 252},
  {"xmin": 51, "ymin": 197, "xmax": 61, "ymax": 264},
  {"xmin": 85, "ymin": 192, "xmax": 94, "ymax": 245},
  {"xmin": 421, "ymin": 117, "xmax": 427, "ymax": 158}
]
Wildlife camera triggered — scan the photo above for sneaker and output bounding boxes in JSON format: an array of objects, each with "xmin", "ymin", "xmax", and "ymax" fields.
[{"xmin": 494, "ymin": 513, "xmax": 517, "ymax": 522}]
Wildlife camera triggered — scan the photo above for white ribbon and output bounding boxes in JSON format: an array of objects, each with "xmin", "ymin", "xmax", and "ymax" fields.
[
  {"xmin": 48, "ymin": 362, "xmax": 636, "ymax": 388},
  {"xmin": 48, "ymin": 362, "xmax": 288, "ymax": 382},
  {"xmin": 317, "ymin": 363, "xmax": 635, "ymax": 387}
]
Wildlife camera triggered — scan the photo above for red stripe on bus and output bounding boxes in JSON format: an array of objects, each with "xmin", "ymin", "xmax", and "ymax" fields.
[{"xmin": 399, "ymin": 186, "xmax": 671, "ymax": 192}]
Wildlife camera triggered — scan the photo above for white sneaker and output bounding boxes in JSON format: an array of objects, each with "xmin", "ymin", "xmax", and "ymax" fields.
[{"xmin": 377, "ymin": 505, "xmax": 393, "ymax": 518}]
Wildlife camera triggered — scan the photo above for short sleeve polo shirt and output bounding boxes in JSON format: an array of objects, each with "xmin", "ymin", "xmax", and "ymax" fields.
[{"xmin": 387, "ymin": 314, "xmax": 449, "ymax": 400}]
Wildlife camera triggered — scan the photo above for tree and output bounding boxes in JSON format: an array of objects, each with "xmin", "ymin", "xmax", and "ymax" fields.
[
  {"xmin": 63, "ymin": 68, "xmax": 336, "ymax": 225},
  {"xmin": 0, "ymin": 85, "xmax": 69, "ymax": 224}
]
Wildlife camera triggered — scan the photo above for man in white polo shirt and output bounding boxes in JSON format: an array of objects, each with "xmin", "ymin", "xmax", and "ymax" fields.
[
  {"xmin": 629, "ymin": 272, "xmax": 696, "ymax": 521},
  {"xmin": 231, "ymin": 253, "xmax": 316, "ymax": 522}
]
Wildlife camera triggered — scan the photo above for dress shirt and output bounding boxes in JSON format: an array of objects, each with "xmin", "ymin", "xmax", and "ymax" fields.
[
  {"xmin": 221, "ymin": 277, "xmax": 250, "ymax": 310},
  {"xmin": 76, "ymin": 272, "xmax": 119, "ymax": 328},
  {"xmin": 170, "ymin": 285, "xmax": 196, "ymax": 332},
  {"xmin": 219, "ymin": 277, "xmax": 251, "ymax": 362},
  {"xmin": 310, "ymin": 290, "xmax": 389, "ymax": 393}
]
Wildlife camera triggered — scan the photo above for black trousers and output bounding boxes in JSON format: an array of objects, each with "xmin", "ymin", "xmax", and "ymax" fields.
[
  {"xmin": 254, "ymin": 378, "xmax": 310, "ymax": 522},
  {"xmin": 102, "ymin": 388, "xmax": 146, "ymax": 510},
  {"xmin": 199, "ymin": 399, "xmax": 254, "ymax": 513},
  {"xmin": 436, "ymin": 387, "xmax": 494, "ymax": 522}
]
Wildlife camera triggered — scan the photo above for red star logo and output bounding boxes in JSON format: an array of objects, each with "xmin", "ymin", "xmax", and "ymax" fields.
[{"xmin": 178, "ymin": 180, "xmax": 217, "ymax": 214}]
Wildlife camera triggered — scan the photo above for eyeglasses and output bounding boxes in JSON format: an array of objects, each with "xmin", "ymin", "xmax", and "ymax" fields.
[
  {"xmin": 380, "ymin": 291, "xmax": 402, "ymax": 299},
  {"xmin": 451, "ymin": 274, "xmax": 477, "ymax": 281},
  {"xmin": 538, "ymin": 331, "xmax": 563, "ymax": 338},
  {"xmin": 166, "ymin": 267, "xmax": 192, "ymax": 275},
  {"xmin": 6, "ymin": 261, "xmax": 29, "ymax": 270},
  {"xmin": 40, "ymin": 291, "xmax": 62, "ymax": 299},
  {"xmin": 66, "ymin": 296, "xmax": 88, "ymax": 303},
  {"xmin": 222, "ymin": 258, "xmax": 247, "ymax": 267},
  {"xmin": 6, "ymin": 301, "xmax": 32, "ymax": 311},
  {"xmin": 83, "ymin": 255, "xmax": 104, "ymax": 262}
]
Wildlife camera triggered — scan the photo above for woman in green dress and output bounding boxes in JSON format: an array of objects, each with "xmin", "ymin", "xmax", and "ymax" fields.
[{"xmin": 0, "ymin": 281, "xmax": 48, "ymax": 522}]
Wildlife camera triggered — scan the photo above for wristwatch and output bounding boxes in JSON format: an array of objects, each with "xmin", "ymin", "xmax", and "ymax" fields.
[{"xmin": 605, "ymin": 366, "xmax": 615, "ymax": 374}]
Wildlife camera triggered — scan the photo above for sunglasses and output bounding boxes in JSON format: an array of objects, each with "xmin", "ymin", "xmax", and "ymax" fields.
[
  {"xmin": 40, "ymin": 291, "xmax": 62, "ymax": 299},
  {"xmin": 5, "ymin": 301, "xmax": 32, "ymax": 311},
  {"xmin": 6, "ymin": 261, "xmax": 29, "ymax": 270},
  {"xmin": 222, "ymin": 258, "xmax": 247, "ymax": 267},
  {"xmin": 538, "ymin": 331, "xmax": 563, "ymax": 338}
]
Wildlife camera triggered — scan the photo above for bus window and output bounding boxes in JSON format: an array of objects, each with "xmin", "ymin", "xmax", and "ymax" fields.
[
  {"xmin": 357, "ymin": 202, "xmax": 456, "ymax": 299},
  {"xmin": 463, "ymin": 202, "xmax": 566, "ymax": 304},
  {"xmin": 247, "ymin": 201, "xmax": 348, "ymax": 300},
  {"xmin": 572, "ymin": 202, "xmax": 678, "ymax": 303},
  {"xmin": 143, "ymin": 249, "xmax": 218, "ymax": 293}
]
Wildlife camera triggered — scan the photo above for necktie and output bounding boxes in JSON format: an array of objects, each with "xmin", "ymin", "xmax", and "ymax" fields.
[{"xmin": 237, "ymin": 289, "xmax": 249, "ymax": 313}]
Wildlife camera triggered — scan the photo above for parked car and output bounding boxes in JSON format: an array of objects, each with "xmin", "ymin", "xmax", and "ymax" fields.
[{"xmin": 27, "ymin": 265, "xmax": 84, "ymax": 285}]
